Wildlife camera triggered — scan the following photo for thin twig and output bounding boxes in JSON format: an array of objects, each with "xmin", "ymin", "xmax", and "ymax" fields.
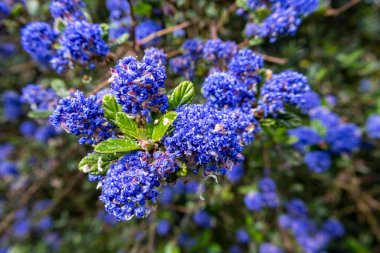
[
  {"xmin": 137, "ymin": 21, "xmax": 192, "ymax": 46},
  {"xmin": 90, "ymin": 78, "xmax": 110, "ymax": 95},
  {"xmin": 325, "ymin": 0, "xmax": 361, "ymax": 16},
  {"xmin": 127, "ymin": 0, "xmax": 139, "ymax": 53},
  {"xmin": 217, "ymin": 2, "xmax": 237, "ymax": 29}
]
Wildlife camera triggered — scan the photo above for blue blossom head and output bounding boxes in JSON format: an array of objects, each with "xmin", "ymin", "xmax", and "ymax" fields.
[
  {"xmin": 53, "ymin": 21, "xmax": 109, "ymax": 73},
  {"xmin": 285, "ymin": 198, "xmax": 308, "ymax": 217},
  {"xmin": 226, "ymin": 163, "xmax": 244, "ymax": 183},
  {"xmin": 49, "ymin": 0, "xmax": 86, "ymax": 21},
  {"xmin": 110, "ymin": 55, "xmax": 168, "ymax": 119},
  {"xmin": 21, "ymin": 22, "xmax": 58, "ymax": 67},
  {"xmin": 202, "ymin": 72, "xmax": 255, "ymax": 109},
  {"xmin": 244, "ymin": 191, "xmax": 264, "ymax": 211},
  {"xmin": 288, "ymin": 127, "xmax": 322, "ymax": 152},
  {"xmin": 21, "ymin": 84, "xmax": 59, "ymax": 111},
  {"xmin": 164, "ymin": 104, "xmax": 244, "ymax": 174},
  {"xmin": 106, "ymin": 0, "xmax": 130, "ymax": 20},
  {"xmin": 258, "ymin": 70, "xmax": 310, "ymax": 116},
  {"xmin": 304, "ymin": 151, "xmax": 331, "ymax": 173},
  {"xmin": 202, "ymin": 39, "xmax": 237, "ymax": 63},
  {"xmin": 309, "ymin": 107, "xmax": 340, "ymax": 129},
  {"xmin": 236, "ymin": 228, "xmax": 250, "ymax": 244},
  {"xmin": 169, "ymin": 55, "xmax": 194, "ymax": 79},
  {"xmin": 2, "ymin": 91, "xmax": 23, "ymax": 121},
  {"xmin": 322, "ymin": 218, "xmax": 345, "ymax": 238},
  {"xmin": 258, "ymin": 177, "xmax": 276, "ymax": 193},
  {"xmin": 228, "ymin": 48, "xmax": 264, "ymax": 88},
  {"xmin": 20, "ymin": 121, "xmax": 38, "ymax": 137},
  {"xmin": 135, "ymin": 19, "xmax": 162, "ymax": 47},
  {"xmin": 156, "ymin": 219, "xmax": 171, "ymax": 236},
  {"xmin": 193, "ymin": 210, "xmax": 212, "ymax": 228},
  {"xmin": 259, "ymin": 243, "xmax": 284, "ymax": 253},
  {"xmin": 326, "ymin": 123, "xmax": 361, "ymax": 154},
  {"xmin": 100, "ymin": 151, "xmax": 161, "ymax": 220},
  {"xmin": 300, "ymin": 91, "xmax": 321, "ymax": 113},
  {"xmin": 143, "ymin": 47, "xmax": 166, "ymax": 68},
  {"xmin": 0, "ymin": 160, "xmax": 18, "ymax": 178},
  {"xmin": 182, "ymin": 38, "xmax": 203, "ymax": 59},
  {"xmin": 49, "ymin": 90, "xmax": 115, "ymax": 145},
  {"xmin": 366, "ymin": 114, "xmax": 380, "ymax": 139}
]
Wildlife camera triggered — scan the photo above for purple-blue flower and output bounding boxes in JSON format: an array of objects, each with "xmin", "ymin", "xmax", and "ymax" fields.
[{"xmin": 304, "ymin": 151, "xmax": 332, "ymax": 173}]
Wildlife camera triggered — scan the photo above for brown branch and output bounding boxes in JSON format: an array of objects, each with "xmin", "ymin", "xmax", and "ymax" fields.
[
  {"xmin": 325, "ymin": 0, "xmax": 361, "ymax": 16},
  {"xmin": 137, "ymin": 21, "xmax": 192, "ymax": 46},
  {"xmin": 90, "ymin": 78, "xmax": 110, "ymax": 95},
  {"xmin": 217, "ymin": 2, "xmax": 238, "ymax": 29},
  {"xmin": 127, "ymin": 0, "xmax": 139, "ymax": 53}
]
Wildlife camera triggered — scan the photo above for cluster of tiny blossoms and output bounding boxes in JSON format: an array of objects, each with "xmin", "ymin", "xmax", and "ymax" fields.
[
  {"xmin": 244, "ymin": 0, "xmax": 319, "ymax": 42},
  {"xmin": 244, "ymin": 177, "xmax": 279, "ymax": 211},
  {"xmin": 21, "ymin": 0, "xmax": 109, "ymax": 74},
  {"xmin": 289, "ymin": 106, "xmax": 362, "ymax": 173}
]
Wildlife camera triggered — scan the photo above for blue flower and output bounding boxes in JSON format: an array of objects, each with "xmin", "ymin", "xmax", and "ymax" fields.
[
  {"xmin": 258, "ymin": 177, "xmax": 277, "ymax": 193},
  {"xmin": 106, "ymin": 0, "xmax": 130, "ymax": 20},
  {"xmin": 322, "ymin": 218, "xmax": 345, "ymax": 238},
  {"xmin": 20, "ymin": 121, "xmax": 38, "ymax": 137},
  {"xmin": 236, "ymin": 228, "xmax": 250, "ymax": 244},
  {"xmin": 110, "ymin": 55, "xmax": 168, "ymax": 119},
  {"xmin": 100, "ymin": 151, "xmax": 161, "ymax": 220},
  {"xmin": 21, "ymin": 22, "xmax": 58, "ymax": 67},
  {"xmin": 50, "ymin": 90, "xmax": 115, "ymax": 145},
  {"xmin": 202, "ymin": 72, "xmax": 255, "ymax": 109},
  {"xmin": 53, "ymin": 21, "xmax": 109, "ymax": 73},
  {"xmin": 259, "ymin": 243, "xmax": 284, "ymax": 253},
  {"xmin": 258, "ymin": 70, "xmax": 310, "ymax": 116},
  {"xmin": 0, "ymin": 160, "xmax": 18, "ymax": 178},
  {"xmin": 226, "ymin": 163, "xmax": 244, "ymax": 183},
  {"xmin": 164, "ymin": 104, "xmax": 244, "ymax": 174},
  {"xmin": 169, "ymin": 55, "xmax": 194, "ymax": 79},
  {"xmin": 244, "ymin": 191, "xmax": 264, "ymax": 211},
  {"xmin": 0, "ymin": 43, "xmax": 17, "ymax": 58},
  {"xmin": 202, "ymin": 39, "xmax": 237, "ymax": 63},
  {"xmin": 288, "ymin": 127, "xmax": 322, "ymax": 152},
  {"xmin": 309, "ymin": 107, "xmax": 340, "ymax": 129},
  {"xmin": 135, "ymin": 19, "xmax": 162, "ymax": 47},
  {"xmin": 151, "ymin": 151, "xmax": 179, "ymax": 178},
  {"xmin": 326, "ymin": 123, "xmax": 361, "ymax": 154},
  {"xmin": 285, "ymin": 198, "xmax": 308, "ymax": 217},
  {"xmin": 300, "ymin": 91, "xmax": 321, "ymax": 113},
  {"xmin": 49, "ymin": 0, "xmax": 86, "ymax": 21},
  {"xmin": 21, "ymin": 84, "xmax": 59, "ymax": 111},
  {"xmin": 156, "ymin": 219, "xmax": 171, "ymax": 236},
  {"xmin": 228, "ymin": 48, "xmax": 264, "ymax": 88},
  {"xmin": 143, "ymin": 47, "xmax": 166, "ymax": 68},
  {"xmin": 366, "ymin": 114, "xmax": 380, "ymax": 139},
  {"xmin": 193, "ymin": 210, "xmax": 212, "ymax": 228},
  {"xmin": 2, "ymin": 91, "xmax": 23, "ymax": 121},
  {"xmin": 304, "ymin": 151, "xmax": 332, "ymax": 173},
  {"xmin": 182, "ymin": 38, "xmax": 203, "ymax": 59}
]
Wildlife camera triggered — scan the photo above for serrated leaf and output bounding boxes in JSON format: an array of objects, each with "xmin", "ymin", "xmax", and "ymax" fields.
[
  {"xmin": 102, "ymin": 94, "xmax": 122, "ymax": 125},
  {"xmin": 78, "ymin": 153, "xmax": 120, "ymax": 174},
  {"xmin": 115, "ymin": 112, "xmax": 139, "ymax": 139},
  {"xmin": 151, "ymin": 112, "xmax": 178, "ymax": 141},
  {"xmin": 27, "ymin": 110, "xmax": 51, "ymax": 119},
  {"xmin": 168, "ymin": 81, "xmax": 194, "ymax": 109},
  {"xmin": 273, "ymin": 112, "xmax": 303, "ymax": 129},
  {"xmin": 94, "ymin": 138, "xmax": 140, "ymax": 154}
]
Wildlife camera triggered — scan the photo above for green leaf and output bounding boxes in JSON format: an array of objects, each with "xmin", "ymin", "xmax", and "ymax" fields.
[
  {"xmin": 27, "ymin": 110, "xmax": 52, "ymax": 119},
  {"xmin": 133, "ymin": 2, "xmax": 152, "ymax": 16},
  {"xmin": 115, "ymin": 112, "xmax": 139, "ymax": 139},
  {"xmin": 78, "ymin": 153, "xmax": 120, "ymax": 174},
  {"xmin": 54, "ymin": 18, "xmax": 66, "ymax": 32},
  {"xmin": 151, "ymin": 112, "xmax": 178, "ymax": 141},
  {"xmin": 260, "ymin": 118, "xmax": 276, "ymax": 127},
  {"xmin": 102, "ymin": 94, "xmax": 122, "ymax": 125},
  {"xmin": 273, "ymin": 112, "xmax": 303, "ymax": 129},
  {"xmin": 51, "ymin": 79, "xmax": 69, "ymax": 97},
  {"xmin": 310, "ymin": 120, "xmax": 327, "ymax": 136},
  {"xmin": 176, "ymin": 161, "xmax": 187, "ymax": 177},
  {"xmin": 94, "ymin": 138, "xmax": 140, "ymax": 154},
  {"xmin": 168, "ymin": 81, "xmax": 194, "ymax": 109},
  {"xmin": 99, "ymin": 23, "xmax": 109, "ymax": 41}
]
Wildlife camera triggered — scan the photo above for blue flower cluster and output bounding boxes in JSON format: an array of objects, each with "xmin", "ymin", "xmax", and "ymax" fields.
[
  {"xmin": 50, "ymin": 91, "xmax": 115, "ymax": 145},
  {"xmin": 226, "ymin": 108, "xmax": 260, "ymax": 146},
  {"xmin": 20, "ymin": 22, "xmax": 58, "ymax": 67},
  {"xmin": 169, "ymin": 39, "xmax": 239, "ymax": 79},
  {"xmin": 2, "ymin": 90, "xmax": 23, "ymax": 121},
  {"xmin": 279, "ymin": 198, "xmax": 344, "ymax": 253},
  {"xmin": 110, "ymin": 53, "xmax": 168, "ymax": 119},
  {"xmin": 289, "ymin": 106, "xmax": 361, "ymax": 173},
  {"xmin": 159, "ymin": 179, "xmax": 200, "ymax": 205},
  {"xmin": 259, "ymin": 243, "xmax": 284, "ymax": 253},
  {"xmin": 0, "ymin": 144, "xmax": 18, "ymax": 179},
  {"xmin": 52, "ymin": 21, "xmax": 110, "ymax": 73},
  {"xmin": 202, "ymin": 39, "xmax": 237, "ymax": 64},
  {"xmin": 49, "ymin": 0, "xmax": 86, "ymax": 21},
  {"xmin": 0, "ymin": 0, "xmax": 24, "ymax": 21},
  {"xmin": 100, "ymin": 151, "xmax": 166, "ymax": 220},
  {"xmin": 164, "ymin": 104, "xmax": 244, "ymax": 175},
  {"xmin": 143, "ymin": 47, "xmax": 166, "ymax": 68},
  {"xmin": 106, "ymin": 0, "xmax": 132, "ymax": 40},
  {"xmin": 135, "ymin": 19, "xmax": 162, "ymax": 47},
  {"xmin": 226, "ymin": 163, "xmax": 244, "ymax": 183},
  {"xmin": 193, "ymin": 210, "xmax": 212, "ymax": 228},
  {"xmin": 245, "ymin": 0, "xmax": 319, "ymax": 42},
  {"xmin": 20, "ymin": 121, "xmax": 58, "ymax": 143},
  {"xmin": 244, "ymin": 177, "xmax": 279, "ymax": 211},
  {"xmin": 366, "ymin": 114, "xmax": 380, "ymax": 139},
  {"xmin": 258, "ymin": 70, "xmax": 311, "ymax": 116},
  {"xmin": 21, "ymin": 84, "xmax": 59, "ymax": 111},
  {"xmin": 21, "ymin": 1, "xmax": 109, "ymax": 74}
]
